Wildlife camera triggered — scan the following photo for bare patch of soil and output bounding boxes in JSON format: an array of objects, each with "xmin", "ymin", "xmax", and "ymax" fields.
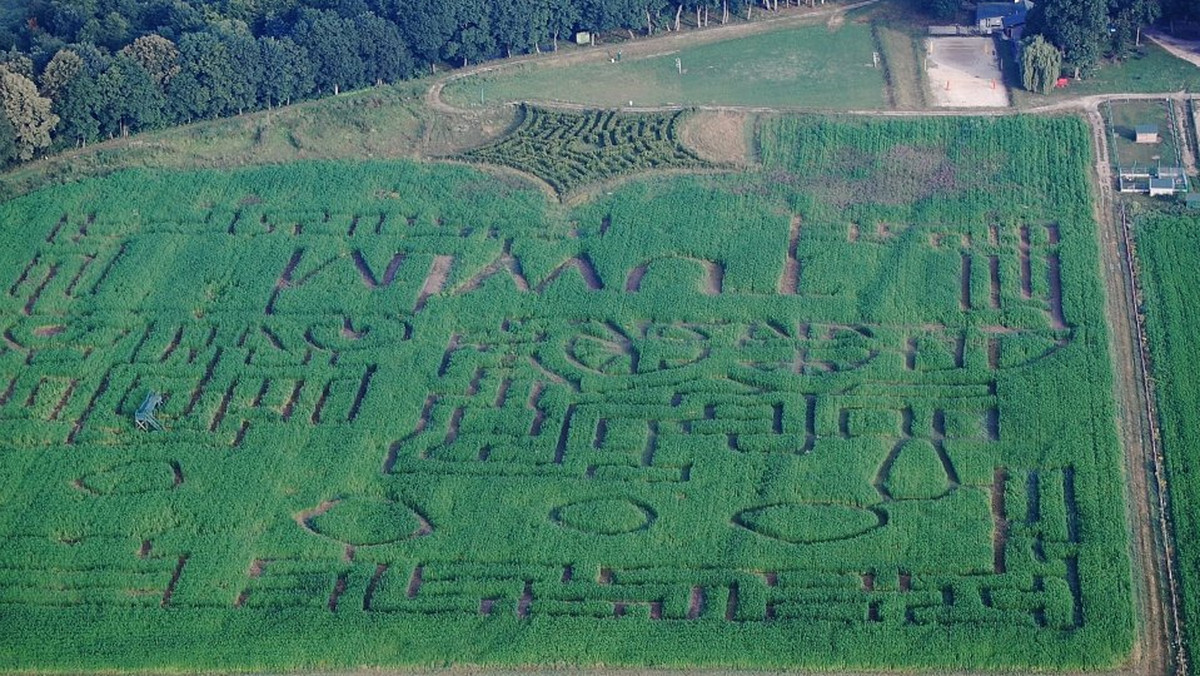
[{"xmin": 679, "ymin": 111, "xmax": 753, "ymax": 166}]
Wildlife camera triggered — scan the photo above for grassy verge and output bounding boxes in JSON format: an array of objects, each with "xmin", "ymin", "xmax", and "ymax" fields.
[
  {"xmin": 874, "ymin": 25, "xmax": 925, "ymax": 108},
  {"xmin": 0, "ymin": 83, "xmax": 431, "ymax": 202}
]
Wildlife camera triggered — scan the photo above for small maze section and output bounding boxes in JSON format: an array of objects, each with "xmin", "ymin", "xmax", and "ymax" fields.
[
  {"xmin": 0, "ymin": 117, "xmax": 1132, "ymax": 672},
  {"xmin": 460, "ymin": 105, "xmax": 710, "ymax": 195}
]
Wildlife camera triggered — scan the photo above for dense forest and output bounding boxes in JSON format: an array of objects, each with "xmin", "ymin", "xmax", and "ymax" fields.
[{"xmin": 0, "ymin": 0, "xmax": 1193, "ymax": 166}]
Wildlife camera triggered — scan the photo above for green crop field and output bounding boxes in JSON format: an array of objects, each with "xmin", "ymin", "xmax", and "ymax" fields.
[
  {"xmin": 0, "ymin": 114, "xmax": 1134, "ymax": 672},
  {"xmin": 461, "ymin": 106, "xmax": 710, "ymax": 194},
  {"xmin": 443, "ymin": 21, "xmax": 887, "ymax": 110},
  {"xmin": 1135, "ymin": 213, "xmax": 1200, "ymax": 672}
]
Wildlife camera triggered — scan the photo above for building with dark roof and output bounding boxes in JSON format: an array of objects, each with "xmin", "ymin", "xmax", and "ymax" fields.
[{"xmin": 976, "ymin": 1, "xmax": 1032, "ymax": 35}]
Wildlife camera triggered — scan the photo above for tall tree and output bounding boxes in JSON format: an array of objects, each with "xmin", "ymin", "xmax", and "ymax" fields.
[
  {"xmin": 0, "ymin": 112, "xmax": 18, "ymax": 167},
  {"xmin": 39, "ymin": 48, "xmax": 84, "ymax": 99},
  {"xmin": 120, "ymin": 34, "xmax": 180, "ymax": 87},
  {"xmin": 96, "ymin": 55, "xmax": 164, "ymax": 138},
  {"xmin": 214, "ymin": 24, "xmax": 264, "ymax": 113},
  {"xmin": 0, "ymin": 67, "xmax": 58, "ymax": 160},
  {"xmin": 1109, "ymin": 0, "xmax": 1161, "ymax": 58},
  {"xmin": 258, "ymin": 36, "xmax": 314, "ymax": 107},
  {"xmin": 1027, "ymin": 0, "xmax": 1108, "ymax": 78},
  {"xmin": 547, "ymin": 0, "xmax": 583, "ymax": 49},
  {"xmin": 354, "ymin": 12, "xmax": 414, "ymax": 84},
  {"xmin": 292, "ymin": 10, "xmax": 364, "ymax": 94},
  {"xmin": 169, "ymin": 30, "xmax": 238, "ymax": 121},
  {"xmin": 40, "ymin": 48, "xmax": 101, "ymax": 147},
  {"xmin": 398, "ymin": 3, "xmax": 458, "ymax": 68},
  {"xmin": 1021, "ymin": 35, "xmax": 1064, "ymax": 94}
]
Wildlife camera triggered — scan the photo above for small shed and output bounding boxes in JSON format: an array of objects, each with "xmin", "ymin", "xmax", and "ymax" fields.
[
  {"xmin": 1185, "ymin": 193, "xmax": 1200, "ymax": 209},
  {"xmin": 1149, "ymin": 177, "xmax": 1175, "ymax": 196},
  {"xmin": 574, "ymin": 31, "xmax": 592, "ymax": 45},
  {"xmin": 1135, "ymin": 124, "xmax": 1160, "ymax": 143}
]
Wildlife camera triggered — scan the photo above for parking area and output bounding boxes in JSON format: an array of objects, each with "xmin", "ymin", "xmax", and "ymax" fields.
[{"xmin": 925, "ymin": 37, "xmax": 1010, "ymax": 107}]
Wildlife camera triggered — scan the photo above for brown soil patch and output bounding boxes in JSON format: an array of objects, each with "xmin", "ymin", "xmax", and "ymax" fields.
[
  {"xmin": 415, "ymin": 255, "xmax": 454, "ymax": 312},
  {"xmin": 295, "ymin": 500, "xmax": 339, "ymax": 530},
  {"xmin": 33, "ymin": 325, "xmax": 65, "ymax": 337},
  {"xmin": 679, "ymin": 111, "xmax": 752, "ymax": 166}
]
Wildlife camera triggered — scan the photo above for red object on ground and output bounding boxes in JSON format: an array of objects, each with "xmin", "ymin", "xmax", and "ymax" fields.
[{"xmin": 1055, "ymin": 77, "xmax": 1069, "ymax": 88}]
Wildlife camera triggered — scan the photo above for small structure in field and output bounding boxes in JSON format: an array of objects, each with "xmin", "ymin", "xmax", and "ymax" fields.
[
  {"xmin": 1135, "ymin": 124, "xmax": 1160, "ymax": 143},
  {"xmin": 1117, "ymin": 165, "xmax": 1188, "ymax": 196},
  {"xmin": 1149, "ymin": 177, "xmax": 1176, "ymax": 196},
  {"xmin": 574, "ymin": 31, "xmax": 593, "ymax": 46},
  {"xmin": 134, "ymin": 391, "xmax": 166, "ymax": 431}
]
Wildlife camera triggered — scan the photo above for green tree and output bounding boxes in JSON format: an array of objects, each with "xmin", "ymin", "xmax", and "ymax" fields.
[
  {"xmin": 40, "ymin": 48, "xmax": 101, "ymax": 148},
  {"xmin": 39, "ymin": 48, "xmax": 84, "ymax": 99},
  {"xmin": 1109, "ymin": 0, "xmax": 1161, "ymax": 59},
  {"xmin": 0, "ymin": 112, "xmax": 17, "ymax": 166},
  {"xmin": 354, "ymin": 12, "xmax": 414, "ymax": 84},
  {"xmin": 258, "ymin": 36, "xmax": 313, "ymax": 107},
  {"xmin": 292, "ymin": 11, "xmax": 364, "ymax": 94},
  {"xmin": 96, "ymin": 55, "xmax": 164, "ymax": 138},
  {"xmin": 924, "ymin": 0, "xmax": 958, "ymax": 20},
  {"xmin": 1027, "ymin": 0, "xmax": 1108, "ymax": 78},
  {"xmin": 119, "ymin": 34, "xmax": 180, "ymax": 87},
  {"xmin": 169, "ymin": 30, "xmax": 237, "ymax": 120},
  {"xmin": 0, "ymin": 67, "xmax": 58, "ymax": 160},
  {"xmin": 1021, "ymin": 35, "xmax": 1064, "ymax": 94}
]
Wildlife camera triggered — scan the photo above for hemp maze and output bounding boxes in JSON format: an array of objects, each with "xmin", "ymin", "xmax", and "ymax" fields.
[{"xmin": 0, "ymin": 115, "xmax": 1134, "ymax": 671}]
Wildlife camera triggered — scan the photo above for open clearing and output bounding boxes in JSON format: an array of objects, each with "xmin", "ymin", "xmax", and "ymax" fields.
[
  {"xmin": 925, "ymin": 37, "xmax": 1009, "ymax": 108},
  {"xmin": 0, "ymin": 114, "xmax": 1137, "ymax": 672},
  {"xmin": 1106, "ymin": 99, "xmax": 1185, "ymax": 169},
  {"xmin": 442, "ymin": 21, "xmax": 887, "ymax": 110}
]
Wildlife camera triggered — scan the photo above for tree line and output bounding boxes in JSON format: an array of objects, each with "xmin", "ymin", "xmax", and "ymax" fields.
[{"xmin": 0, "ymin": 0, "xmax": 787, "ymax": 166}]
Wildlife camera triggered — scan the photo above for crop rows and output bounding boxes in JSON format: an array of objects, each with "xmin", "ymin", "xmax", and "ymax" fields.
[
  {"xmin": 460, "ymin": 105, "xmax": 709, "ymax": 195},
  {"xmin": 1134, "ymin": 214, "xmax": 1200, "ymax": 673},
  {"xmin": 0, "ymin": 116, "xmax": 1132, "ymax": 672}
]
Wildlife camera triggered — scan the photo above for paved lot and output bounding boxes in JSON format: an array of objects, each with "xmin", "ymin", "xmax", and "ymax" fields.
[{"xmin": 926, "ymin": 37, "xmax": 1009, "ymax": 107}]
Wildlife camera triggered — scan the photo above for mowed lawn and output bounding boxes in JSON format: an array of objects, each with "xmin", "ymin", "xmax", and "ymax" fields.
[
  {"xmin": 1106, "ymin": 99, "xmax": 1181, "ymax": 168},
  {"xmin": 1009, "ymin": 41, "xmax": 1200, "ymax": 108},
  {"xmin": 444, "ymin": 22, "xmax": 887, "ymax": 109}
]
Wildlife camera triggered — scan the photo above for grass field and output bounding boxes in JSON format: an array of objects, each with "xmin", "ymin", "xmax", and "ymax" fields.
[
  {"xmin": 443, "ymin": 21, "xmax": 888, "ymax": 110},
  {"xmin": 1135, "ymin": 213, "xmax": 1200, "ymax": 675},
  {"xmin": 1107, "ymin": 99, "xmax": 1185, "ymax": 169},
  {"xmin": 1009, "ymin": 42, "xmax": 1200, "ymax": 108},
  {"xmin": 0, "ymin": 113, "xmax": 1135, "ymax": 671}
]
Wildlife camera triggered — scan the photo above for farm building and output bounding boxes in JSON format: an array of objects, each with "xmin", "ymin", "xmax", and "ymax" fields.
[
  {"xmin": 1117, "ymin": 164, "xmax": 1189, "ymax": 195},
  {"xmin": 1135, "ymin": 124, "xmax": 1160, "ymax": 143},
  {"xmin": 1150, "ymin": 178, "xmax": 1176, "ymax": 196},
  {"xmin": 976, "ymin": 1, "xmax": 1032, "ymax": 35}
]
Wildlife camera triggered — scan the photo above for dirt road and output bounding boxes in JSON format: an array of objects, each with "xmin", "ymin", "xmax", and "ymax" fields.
[{"xmin": 1147, "ymin": 30, "xmax": 1200, "ymax": 68}]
